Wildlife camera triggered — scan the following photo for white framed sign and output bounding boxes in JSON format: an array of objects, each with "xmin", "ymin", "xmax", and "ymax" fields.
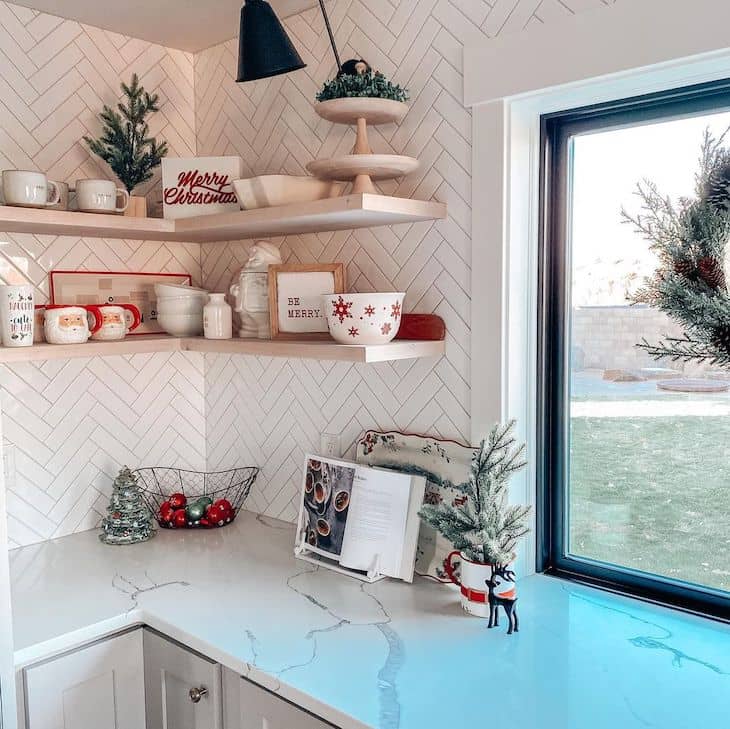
[
  {"xmin": 268, "ymin": 263, "xmax": 345, "ymax": 340},
  {"xmin": 161, "ymin": 156, "xmax": 241, "ymax": 219}
]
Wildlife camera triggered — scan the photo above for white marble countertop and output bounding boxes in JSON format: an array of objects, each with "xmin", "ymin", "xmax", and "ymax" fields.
[{"xmin": 10, "ymin": 511, "xmax": 730, "ymax": 729}]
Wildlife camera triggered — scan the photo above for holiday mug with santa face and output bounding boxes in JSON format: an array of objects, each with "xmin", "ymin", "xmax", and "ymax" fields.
[
  {"xmin": 0, "ymin": 284, "xmax": 34, "ymax": 347},
  {"xmin": 44, "ymin": 305, "xmax": 98, "ymax": 345},
  {"xmin": 444, "ymin": 551, "xmax": 516, "ymax": 618},
  {"xmin": 86, "ymin": 303, "xmax": 141, "ymax": 341}
]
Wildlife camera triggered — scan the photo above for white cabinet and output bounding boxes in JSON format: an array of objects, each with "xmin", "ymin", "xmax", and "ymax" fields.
[
  {"xmin": 23, "ymin": 629, "xmax": 145, "ymax": 729},
  {"xmin": 144, "ymin": 629, "xmax": 222, "ymax": 729},
  {"xmin": 222, "ymin": 669, "xmax": 335, "ymax": 729}
]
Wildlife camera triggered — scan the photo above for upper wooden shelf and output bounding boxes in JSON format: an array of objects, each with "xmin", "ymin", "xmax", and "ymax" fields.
[
  {"xmin": 0, "ymin": 194, "xmax": 446, "ymax": 243},
  {"xmin": 0, "ymin": 335, "xmax": 445, "ymax": 365}
]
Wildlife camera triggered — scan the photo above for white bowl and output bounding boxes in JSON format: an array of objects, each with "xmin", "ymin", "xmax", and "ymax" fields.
[
  {"xmin": 157, "ymin": 299, "xmax": 205, "ymax": 316},
  {"xmin": 154, "ymin": 282, "xmax": 209, "ymax": 299},
  {"xmin": 158, "ymin": 312, "xmax": 203, "ymax": 337},
  {"xmin": 322, "ymin": 292, "xmax": 405, "ymax": 345},
  {"xmin": 233, "ymin": 175, "xmax": 344, "ymax": 210}
]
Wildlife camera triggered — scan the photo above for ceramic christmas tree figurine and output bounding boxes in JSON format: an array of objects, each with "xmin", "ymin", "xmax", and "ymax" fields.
[{"xmin": 99, "ymin": 467, "xmax": 155, "ymax": 545}]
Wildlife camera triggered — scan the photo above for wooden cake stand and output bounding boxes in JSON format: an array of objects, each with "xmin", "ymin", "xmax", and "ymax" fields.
[{"xmin": 308, "ymin": 98, "xmax": 418, "ymax": 194}]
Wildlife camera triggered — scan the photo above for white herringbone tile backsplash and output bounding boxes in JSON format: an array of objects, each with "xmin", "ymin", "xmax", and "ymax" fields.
[
  {"xmin": 1, "ymin": 0, "xmax": 618, "ymax": 544},
  {"xmin": 196, "ymin": 0, "xmax": 616, "ymax": 521},
  {"xmin": 0, "ymin": 1, "xmax": 201, "ymax": 548}
]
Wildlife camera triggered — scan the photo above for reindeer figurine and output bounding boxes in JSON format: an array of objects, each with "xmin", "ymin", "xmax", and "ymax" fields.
[{"xmin": 485, "ymin": 566, "xmax": 519, "ymax": 634}]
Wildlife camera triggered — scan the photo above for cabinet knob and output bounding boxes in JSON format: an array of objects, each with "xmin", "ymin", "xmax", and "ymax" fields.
[{"xmin": 189, "ymin": 686, "xmax": 208, "ymax": 703}]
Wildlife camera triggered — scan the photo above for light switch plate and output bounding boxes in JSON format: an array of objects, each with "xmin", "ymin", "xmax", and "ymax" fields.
[{"xmin": 320, "ymin": 433, "xmax": 341, "ymax": 458}]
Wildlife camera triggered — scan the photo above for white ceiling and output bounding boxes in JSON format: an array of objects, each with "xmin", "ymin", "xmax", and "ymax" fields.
[{"xmin": 13, "ymin": 0, "xmax": 318, "ymax": 53}]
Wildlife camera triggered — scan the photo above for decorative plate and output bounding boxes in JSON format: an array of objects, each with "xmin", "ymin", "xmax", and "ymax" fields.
[{"xmin": 355, "ymin": 430, "xmax": 477, "ymax": 582}]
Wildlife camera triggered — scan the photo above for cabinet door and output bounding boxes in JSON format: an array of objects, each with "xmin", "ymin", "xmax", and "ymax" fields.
[
  {"xmin": 222, "ymin": 669, "xmax": 336, "ymax": 729},
  {"xmin": 24, "ymin": 629, "xmax": 145, "ymax": 729},
  {"xmin": 143, "ymin": 629, "xmax": 222, "ymax": 729}
]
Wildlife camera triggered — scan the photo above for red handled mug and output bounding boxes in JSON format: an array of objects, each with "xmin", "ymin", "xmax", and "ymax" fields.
[
  {"xmin": 87, "ymin": 303, "xmax": 141, "ymax": 341},
  {"xmin": 444, "ymin": 550, "xmax": 497, "ymax": 618}
]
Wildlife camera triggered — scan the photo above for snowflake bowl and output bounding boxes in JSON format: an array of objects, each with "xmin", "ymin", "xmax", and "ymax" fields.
[{"xmin": 322, "ymin": 292, "xmax": 405, "ymax": 345}]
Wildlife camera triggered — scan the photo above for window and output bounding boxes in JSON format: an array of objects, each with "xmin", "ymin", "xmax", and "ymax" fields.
[{"xmin": 539, "ymin": 80, "xmax": 730, "ymax": 620}]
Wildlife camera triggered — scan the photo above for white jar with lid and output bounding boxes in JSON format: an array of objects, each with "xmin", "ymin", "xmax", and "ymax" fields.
[{"xmin": 203, "ymin": 294, "xmax": 233, "ymax": 340}]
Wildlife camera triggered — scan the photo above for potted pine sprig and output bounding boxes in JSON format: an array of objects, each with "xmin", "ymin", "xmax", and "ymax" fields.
[
  {"xmin": 84, "ymin": 73, "xmax": 168, "ymax": 217},
  {"xmin": 420, "ymin": 421, "xmax": 531, "ymax": 617}
]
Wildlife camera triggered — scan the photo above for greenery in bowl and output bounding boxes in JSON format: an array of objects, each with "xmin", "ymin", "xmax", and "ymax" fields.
[{"xmin": 316, "ymin": 69, "xmax": 409, "ymax": 103}]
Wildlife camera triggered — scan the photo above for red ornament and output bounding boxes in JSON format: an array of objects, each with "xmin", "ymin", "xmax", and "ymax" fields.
[
  {"xmin": 214, "ymin": 498, "xmax": 232, "ymax": 515},
  {"xmin": 169, "ymin": 492, "xmax": 187, "ymax": 509},
  {"xmin": 159, "ymin": 502, "xmax": 174, "ymax": 522},
  {"xmin": 199, "ymin": 517, "xmax": 210, "ymax": 527},
  {"xmin": 172, "ymin": 509, "xmax": 187, "ymax": 528},
  {"xmin": 206, "ymin": 504, "xmax": 226, "ymax": 526}
]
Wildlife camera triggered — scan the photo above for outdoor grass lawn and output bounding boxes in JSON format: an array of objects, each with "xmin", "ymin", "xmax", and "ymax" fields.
[{"xmin": 569, "ymin": 414, "xmax": 730, "ymax": 593}]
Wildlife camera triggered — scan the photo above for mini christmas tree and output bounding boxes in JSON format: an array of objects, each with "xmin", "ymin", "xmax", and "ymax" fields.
[
  {"xmin": 99, "ymin": 467, "xmax": 155, "ymax": 545},
  {"xmin": 419, "ymin": 421, "xmax": 531, "ymax": 567},
  {"xmin": 84, "ymin": 73, "xmax": 168, "ymax": 194}
]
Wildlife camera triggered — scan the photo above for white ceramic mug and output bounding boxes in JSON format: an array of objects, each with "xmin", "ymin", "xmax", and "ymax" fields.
[
  {"xmin": 0, "ymin": 284, "xmax": 34, "ymax": 347},
  {"xmin": 86, "ymin": 303, "xmax": 141, "ymax": 341},
  {"xmin": 44, "ymin": 305, "xmax": 95, "ymax": 345},
  {"xmin": 444, "ymin": 551, "xmax": 516, "ymax": 618},
  {"xmin": 76, "ymin": 179, "xmax": 130, "ymax": 214},
  {"xmin": 49, "ymin": 181, "xmax": 70, "ymax": 211},
  {"xmin": 2, "ymin": 170, "xmax": 60, "ymax": 209}
]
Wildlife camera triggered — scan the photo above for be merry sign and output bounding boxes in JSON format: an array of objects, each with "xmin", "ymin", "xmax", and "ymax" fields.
[{"xmin": 162, "ymin": 156, "xmax": 241, "ymax": 219}]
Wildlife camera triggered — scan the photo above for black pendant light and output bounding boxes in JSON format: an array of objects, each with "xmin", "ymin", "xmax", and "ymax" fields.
[
  {"xmin": 236, "ymin": 0, "xmax": 306, "ymax": 83},
  {"xmin": 237, "ymin": 0, "xmax": 343, "ymax": 83}
]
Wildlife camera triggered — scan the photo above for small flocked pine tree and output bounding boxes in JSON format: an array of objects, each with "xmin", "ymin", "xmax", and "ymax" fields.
[
  {"xmin": 99, "ymin": 467, "xmax": 155, "ymax": 545},
  {"xmin": 419, "ymin": 421, "xmax": 531, "ymax": 567},
  {"xmin": 84, "ymin": 74, "xmax": 168, "ymax": 194}
]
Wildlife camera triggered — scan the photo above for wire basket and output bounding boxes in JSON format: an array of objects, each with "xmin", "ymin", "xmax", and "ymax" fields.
[{"xmin": 134, "ymin": 467, "xmax": 259, "ymax": 529}]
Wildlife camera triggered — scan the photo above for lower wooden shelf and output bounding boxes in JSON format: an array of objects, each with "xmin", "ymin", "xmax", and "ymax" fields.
[{"xmin": 0, "ymin": 335, "xmax": 445, "ymax": 364}]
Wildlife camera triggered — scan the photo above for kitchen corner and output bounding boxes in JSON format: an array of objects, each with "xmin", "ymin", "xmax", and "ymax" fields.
[{"xmin": 11, "ymin": 511, "xmax": 730, "ymax": 729}]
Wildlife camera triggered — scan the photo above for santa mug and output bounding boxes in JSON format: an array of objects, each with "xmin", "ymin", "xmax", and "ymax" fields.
[
  {"xmin": 86, "ymin": 304, "xmax": 141, "ymax": 341},
  {"xmin": 44, "ymin": 305, "xmax": 97, "ymax": 345}
]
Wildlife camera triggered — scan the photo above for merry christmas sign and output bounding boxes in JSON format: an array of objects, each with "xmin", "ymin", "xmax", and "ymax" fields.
[{"xmin": 162, "ymin": 156, "xmax": 241, "ymax": 219}]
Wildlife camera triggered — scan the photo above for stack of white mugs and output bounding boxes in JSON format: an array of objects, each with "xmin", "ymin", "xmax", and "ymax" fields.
[{"xmin": 1, "ymin": 170, "xmax": 130, "ymax": 214}]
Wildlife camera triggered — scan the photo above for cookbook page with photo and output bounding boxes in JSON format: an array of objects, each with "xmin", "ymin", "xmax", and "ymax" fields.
[{"xmin": 297, "ymin": 455, "xmax": 425, "ymax": 581}]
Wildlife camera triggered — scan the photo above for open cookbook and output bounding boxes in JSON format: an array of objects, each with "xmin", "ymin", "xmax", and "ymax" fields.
[{"xmin": 294, "ymin": 455, "xmax": 427, "ymax": 583}]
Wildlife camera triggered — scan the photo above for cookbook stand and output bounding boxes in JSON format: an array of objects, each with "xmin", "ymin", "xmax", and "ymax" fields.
[{"xmin": 294, "ymin": 530, "xmax": 387, "ymax": 584}]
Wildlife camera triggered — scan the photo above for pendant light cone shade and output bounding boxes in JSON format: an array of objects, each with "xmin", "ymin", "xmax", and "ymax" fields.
[{"xmin": 236, "ymin": 0, "xmax": 306, "ymax": 83}]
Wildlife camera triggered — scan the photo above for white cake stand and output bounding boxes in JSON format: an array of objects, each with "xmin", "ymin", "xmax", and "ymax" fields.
[{"xmin": 308, "ymin": 98, "xmax": 418, "ymax": 194}]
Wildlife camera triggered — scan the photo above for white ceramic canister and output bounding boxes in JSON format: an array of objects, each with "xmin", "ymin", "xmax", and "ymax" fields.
[
  {"xmin": 203, "ymin": 294, "xmax": 233, "ymax": 340},
  {"xmin": 0, "ymin": 284, "xmax": 34, "ymax": 347}
]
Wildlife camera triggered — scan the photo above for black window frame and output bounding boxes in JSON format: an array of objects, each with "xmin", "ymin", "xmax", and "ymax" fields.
[{"xmin": 537, "ymin": 78, "xmax": 730, "ymax": 623}]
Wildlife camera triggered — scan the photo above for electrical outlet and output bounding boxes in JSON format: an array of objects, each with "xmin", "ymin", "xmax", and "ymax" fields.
[
  {"xmin": 1, "ymin": 442, "xmax": 15, "ymax": 490},
  {"xmin": 320, "ymin": 433, "xmax": 341, "ymax": 458}
]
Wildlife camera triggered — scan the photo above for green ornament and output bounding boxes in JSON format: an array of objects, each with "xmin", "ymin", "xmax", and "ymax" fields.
[
  {"xmin": 197, "ymin": 496, "xmax": 213, "ymax": 510},
  {"xmin": 186, "ymin": 501, "xmax": 206, "ymax": 521}
]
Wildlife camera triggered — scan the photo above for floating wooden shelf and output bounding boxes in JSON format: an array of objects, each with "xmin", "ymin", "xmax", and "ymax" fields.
[
  {"xmin": 0, "ymin": 335, "xmax": 445, "ymax": 364},
  {"xmin": 0, "ymin": 194, "xmax": 446, "ymax": 243}
]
